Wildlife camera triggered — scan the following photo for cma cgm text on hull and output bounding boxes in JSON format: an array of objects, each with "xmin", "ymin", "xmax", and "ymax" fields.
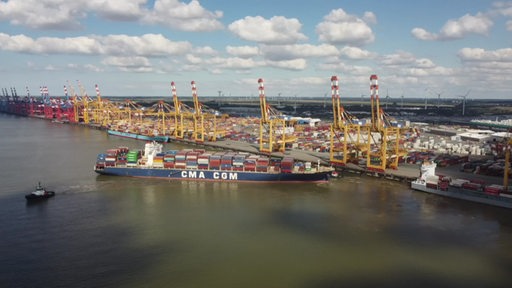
[{"xmin": 94, "ymin": 141, "xmax": 334, "ymax": 183}]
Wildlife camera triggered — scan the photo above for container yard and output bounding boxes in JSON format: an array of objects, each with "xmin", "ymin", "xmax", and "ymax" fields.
[{"xmin": 1, "ymin": 76, "xmax": 511, "ymax": 191}]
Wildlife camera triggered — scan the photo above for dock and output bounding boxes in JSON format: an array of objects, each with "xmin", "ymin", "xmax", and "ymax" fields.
[{"xmin": 164, "ymin": 136, "xmax": 420, "ymax": 182}]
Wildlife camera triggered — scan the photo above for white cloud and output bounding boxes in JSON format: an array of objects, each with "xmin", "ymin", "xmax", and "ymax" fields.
[
  {"xmin": 294, "ymin": 77, "xmax": 327, "ymax": 85},
  {"xmin": 491, "ymin": 1, "xmax": 512, "ymax": 17},
  {"xmin": 339, "ymin": 46, "xmax": 375, "ymax": 60},
  {"xmin": 412, "ymin": 13, "xmax": 493, "ymax": 41},
  {"xmin": 102, "ymin": 56, "xmax": 153, "ymax": 72},
  {"xmin": 458, "ymin": 47, "xmax": 512, "ymax": 62},
  {"xmin": 228, "ymin": 16, "xmax": 307, "ymax": 44},
  {"xmin": 379, "ymin": 51, "xmax": 453, "ymax": 79},
  {"xmin": 206, "ymin": 56, "xmax": 261, "ymax": 70},
  {"xmin": 226, "ymin": 46, "xmax": 260, "ymax": 58},
  {"xmin": 143, "ymin": 0, "xmax": 223, "ymax": 31},
  {"xmin": 465, "ymin": 61, "xmax": 512, "ymax": 71},
  {"xmin": 0, "ymin": 33, "xmax": 100, "ymax": 54},
  {"xmin": 97, "ymin": 34, "xmax": 191, "ymax": 56},
  {"xmin": 410, "ymin": 28, "xmax": 437, "ymax": 41},
  {"xmin": 67, "ymin": 63, "xmax": 104, "ymax": 72},
  {"xmin": 185, "ymin": 54, "xmax": 203, "ymax": 64},
  {"xmin": 265, "ymin": 58, "xmax": 307, "ymax": 70},
  {"xmin": 260, "ymin": 44, "xmax": 339, "ymax": 61},
  {"xmin": 381, "ymin": 51, "xmax": 416, "ymax": 66},
  {"xmin": 415, "ymin": 58, "xmax": 435, "ymax": 68},
  {"xmin": 0, "ymin": 33, "xmax": 191, "ymax": 56},
  {"xmin": 317, "ymin": 61, "xmax": 373, "ymax": 76},
  {"xmin": 316, "ymin": 9, "xmax": 375, "ymax": 46},
  {"xmin": 0, "ymin": 0, "xmax": 223, "ymax": 31},
  {"xmin": 455, "ymin": 49, "xmax": 512, "ymax": 94},
  {"xmin": 193, "ymin": 46, "xmax": 218, "ymax": 56},
  {"xmin": 0, "ymin": 0, "xmax": 85, "ymax": 29},
  {"xmin": 87, "ymin": 0, "xmax": 146, "ymax": 21},
  {"xmin": 405, "ymin": 66, "xmax": 453, "ymax": 77},
  {"xmin": 84, "ymin": 64, "xmax": 104, "ymax": 72},
  {"xmin": 362, "ymin": 12, "xmax": 377, "ymax": 24},
  {"xmin": 186, "ymin": 47, "xmax": 314, "ymax": 72}
]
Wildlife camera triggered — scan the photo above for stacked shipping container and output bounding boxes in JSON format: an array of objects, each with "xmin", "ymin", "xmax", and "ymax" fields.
[{"xmin": 97, "ymin": 145, "xmax": 319, "ymax": 175}]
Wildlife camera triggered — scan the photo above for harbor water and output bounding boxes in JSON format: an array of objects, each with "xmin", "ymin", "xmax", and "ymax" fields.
[{"xmin": 1, "ymin": 113, "xmax": 511, "ymax": 288}]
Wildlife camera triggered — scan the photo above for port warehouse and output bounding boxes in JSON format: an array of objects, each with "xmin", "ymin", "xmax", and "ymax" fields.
[{"xmin": 0, "ymin": 77, "xmax": 510, "ymax": 184}]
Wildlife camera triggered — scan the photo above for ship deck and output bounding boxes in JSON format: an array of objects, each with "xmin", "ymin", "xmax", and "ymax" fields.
[{"xmin": 165, "ymin": 137, "xmax": 422, "ymax": 182}]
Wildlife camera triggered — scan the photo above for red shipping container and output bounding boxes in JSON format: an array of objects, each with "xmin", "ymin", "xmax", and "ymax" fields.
[{"xmin": 164, "ymin": 162, "xmax": 175, "ymax": 168}]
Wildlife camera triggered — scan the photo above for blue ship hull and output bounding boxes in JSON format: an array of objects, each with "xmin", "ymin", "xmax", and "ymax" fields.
[
  {"xmin": 107, "ymin": 129, "xmax": 169, "ymax": 142},
  {"xmin": 95, "ymin": 166, "xmax": 331, "ymax": 183}
]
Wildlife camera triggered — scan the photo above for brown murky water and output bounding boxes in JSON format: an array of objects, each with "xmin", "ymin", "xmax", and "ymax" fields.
[{"xmin": 1, "ymin": 114, "xmax": 511, "ymax": 288}]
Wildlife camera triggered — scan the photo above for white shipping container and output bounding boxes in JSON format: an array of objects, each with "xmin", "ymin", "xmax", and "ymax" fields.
[{"xmin": 450, "ymin": 179, "xmax": 469, "ymax": 187}]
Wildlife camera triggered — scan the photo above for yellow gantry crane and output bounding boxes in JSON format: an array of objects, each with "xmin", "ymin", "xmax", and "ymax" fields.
[
  {"xmin": 68, "ymin": 80, "xmax": 92, "ymax": 124},
  {"xmin": 66, "ymin": 82, "xmax": 81, "ymax": 123},
  {"xmin": 171, "ymin": 81, "xmax": 194, "ymax": 139},
  {"xmin": 258, "ymin": 78, "xmax": 295, "ymax": 153},
  {"xmin": 98, "ymin": 98, "xmax": 119, "ymax": 128},
  {"xmin": 171, "ymin": 81, "xmax": 183, "ymax": 138},
  {"xmin": 146, "ymin": 100, "xmax": 175, "ymax": 136},
  {"xmin": 190, "ymin": 81, "xmax": 222, "ymax": 142},
  {"xmin": 119, "ymin": 99, "xmax": 144, "ymax": 127},
  {"xmin": 77, "ymin": 81, "xmax": 92, "ymax": 124},
  {"xmin": 329, "ymin": 75, "xmax": 365, "ymax": 166},
  {"xmin": 92, "ymin": 84, "xmax": 112, "ymax": 127},
  {"xmin": 366, "ymin": 74, "xmax": 404, "ymax": 171}
]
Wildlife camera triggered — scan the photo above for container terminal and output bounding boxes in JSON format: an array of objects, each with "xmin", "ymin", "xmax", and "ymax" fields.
[{"xmin": 1, "ymin": 76, "xmax": 511, "ymax": 196}]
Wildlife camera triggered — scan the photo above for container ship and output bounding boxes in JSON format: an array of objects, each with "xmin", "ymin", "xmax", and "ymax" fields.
[
  {"xmin": 411, "ymin": 161, "xmax": 512, "ymax": 209},
  {"xmin": 94, "ymin": 142, "xmax": 334, "ymax": 183},
  {"xmin": 107, "ymin": 129, "xmax": 170, "ymax": 143}
]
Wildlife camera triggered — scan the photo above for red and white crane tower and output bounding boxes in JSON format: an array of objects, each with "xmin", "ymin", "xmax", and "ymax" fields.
[
  {"xmin": 366, "ymin": 74, "xmax": 403, "ymax": 171},
  {"xmin": 191, "ymin": 80, "xmax": 205, "ymax": 142},
  {"xmin": 258, "ymin": 78, "xmax": 292, "ymax": 153},
  {"xmin": 329, "ymin": 76, "xmax": 363, "ymax": 166},
  {"xmin": 190, "ymin": 81, "xmax": 222, "ymax": 142},
  {"xmin": 170, "ymin": 81, "xmax": 194, "ymax": 139},
  {"xmin": 369, "ymin": 74, "xmax": 381, "ymax": 131},
  {"xmin": 61, "ymin": 85, "xmax": 76, "ymax": 123},
  {"xmin": 171, "ymin": 81, "xmax": 184, "ymax": 138}
]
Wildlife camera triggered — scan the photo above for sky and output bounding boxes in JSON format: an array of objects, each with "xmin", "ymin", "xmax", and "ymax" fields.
[{"xmin": 0, "ymin": 0, "xmax": 511, "ymax": 100}]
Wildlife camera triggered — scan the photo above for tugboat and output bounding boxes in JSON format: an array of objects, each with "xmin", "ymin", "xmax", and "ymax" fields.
[{"xmin": 25, "ymin": 182, "xmax": 55, "ymax": 201}]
